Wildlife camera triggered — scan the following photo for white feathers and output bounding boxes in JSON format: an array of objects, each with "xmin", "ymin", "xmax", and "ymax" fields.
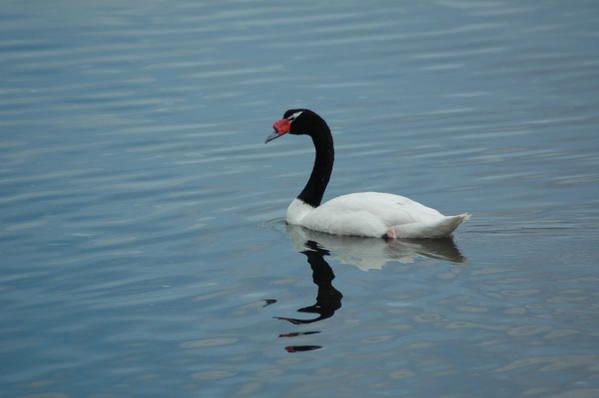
[
  {"xmin": 288, "ymin": 111, "xmax": 303, "ymax": 121},
  {"xmin": 286, "ymin": 193, "xmax": 470, "ymax": 239}
]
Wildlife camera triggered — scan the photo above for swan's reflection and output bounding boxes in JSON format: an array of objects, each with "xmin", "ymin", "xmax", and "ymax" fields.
[
  {"xmin": 275, "ymin": 240, "xmax": 343, "ymax": 325},
  {"xmin": 275, "ymin": 226, "xmax": 466, "ymax": 352},
  {"xmin": 275, "ymin": 240, "xmax": 342, "ymax": 353},
  {"xmin": 286, "ymin": 224, "xmax": 466, "ymax": 271}
]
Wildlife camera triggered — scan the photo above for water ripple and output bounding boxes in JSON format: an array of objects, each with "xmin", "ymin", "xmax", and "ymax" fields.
[{"xmin": 1, "ymin": 1, "xmax": 599, "ymax": 397}]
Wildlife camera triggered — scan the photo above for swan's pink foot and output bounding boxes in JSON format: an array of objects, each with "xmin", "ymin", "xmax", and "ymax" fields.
[{"xmin": 383, "ymin": 227, "xmax": 397, "ymax": 241}]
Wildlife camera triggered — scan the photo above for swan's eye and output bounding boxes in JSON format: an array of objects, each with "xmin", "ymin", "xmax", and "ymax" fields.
[{"xmin": 288, "ymin": 111, "xmax": 303, "ymax": 122}]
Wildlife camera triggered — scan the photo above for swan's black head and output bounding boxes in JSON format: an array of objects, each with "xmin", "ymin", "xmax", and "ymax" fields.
[
  {"xmin": 265, "ymin": 109, "xmax": 322, "ymax": 143},
  {"xmin": 265, "ymin": 108, "xmax": 334, "ymax": 208}
]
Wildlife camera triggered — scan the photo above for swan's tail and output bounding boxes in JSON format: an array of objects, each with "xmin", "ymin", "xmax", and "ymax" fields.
[
  {"xmin": 437, "ymin": 213, "xmax": 471, "ymax": 237},
  {"xmin": 392, "ymin": 213, "xmax": 471, "ymax": 239}
]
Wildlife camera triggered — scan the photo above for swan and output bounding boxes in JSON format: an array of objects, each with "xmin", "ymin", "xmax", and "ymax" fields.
[{"xmin": 265, "ymin": 109, "xmax": 470, "ymax": 239}]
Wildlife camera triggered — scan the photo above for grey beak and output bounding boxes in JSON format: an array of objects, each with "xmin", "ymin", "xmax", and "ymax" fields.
[{"xmin": 265, "ymin": 130, "xmax": 283, "ymax": 144}]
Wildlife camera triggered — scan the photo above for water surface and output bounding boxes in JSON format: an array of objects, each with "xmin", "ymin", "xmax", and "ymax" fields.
[{"xmin": 1, "ymin": 1, "xmax": 599, "ymax": 397}]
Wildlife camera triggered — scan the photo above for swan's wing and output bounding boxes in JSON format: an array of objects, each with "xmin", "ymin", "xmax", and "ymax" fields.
[
  {"xmin": 319, "ymin": 192, "xmax": 444, "ymax": 226},
  {"xmin": 296, "ymin": 192, "xmax": 446, "ymax": 237}
]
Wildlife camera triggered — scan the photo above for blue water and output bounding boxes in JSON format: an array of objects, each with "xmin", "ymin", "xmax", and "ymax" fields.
[{"xmin": 1, "ymin": 1, "xmax": 599, "ymax": 397}]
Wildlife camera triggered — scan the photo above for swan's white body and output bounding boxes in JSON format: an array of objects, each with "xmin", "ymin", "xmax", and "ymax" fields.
[{"xmin": 287, "ymin": 193, "xmax": 470, "ymax": 239}]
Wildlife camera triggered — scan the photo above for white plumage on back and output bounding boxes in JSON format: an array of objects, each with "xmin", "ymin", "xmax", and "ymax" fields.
[{"xmin": 287, "ymin": 193, "xmax": 470, "ymax": 239}]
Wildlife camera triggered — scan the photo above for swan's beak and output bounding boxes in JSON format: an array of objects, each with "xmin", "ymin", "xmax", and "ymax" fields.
[
  {"xmin": 265, "ymin": 118, "xmax": 291, "ymax": 144},
  {"xmin": 265, "ymin": 130, "xmax": 284, "ymax": 144}
]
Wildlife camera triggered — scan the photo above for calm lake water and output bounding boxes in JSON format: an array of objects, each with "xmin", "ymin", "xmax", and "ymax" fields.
[{"xmin": 1, "ymin": 1, "xmax": 599, "ymax": 397}]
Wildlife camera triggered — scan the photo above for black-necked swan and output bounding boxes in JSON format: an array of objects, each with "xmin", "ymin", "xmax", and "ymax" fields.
[{"xmin": 265, "ymin": 109, "xmax": 470, "ymax": 239}]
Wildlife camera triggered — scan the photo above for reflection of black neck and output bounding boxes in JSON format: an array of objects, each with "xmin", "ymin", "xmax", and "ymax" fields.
[
  {"xmin": 299, "ymin": 249, "xmax": 343, "ymax": 322},
  {"xmin": 276, "ymin": 241, "xmax": 342, "ymax": 325},
  {"xmin": 297, "ymin": 119, "xmax": 334, "ymax": 208}
]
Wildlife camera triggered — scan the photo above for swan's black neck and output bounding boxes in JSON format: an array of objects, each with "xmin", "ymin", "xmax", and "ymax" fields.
[{"xmin": 298, "ymin": 118, "xmax": 334, "ymax": 208}]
